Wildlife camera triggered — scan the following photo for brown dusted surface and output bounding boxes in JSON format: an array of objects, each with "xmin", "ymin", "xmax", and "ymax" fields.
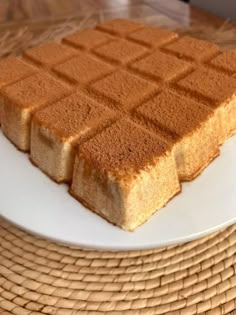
[
  {"xmin": 130, "ymin": 50, "xmax": 191, "ymax": 82},
  {"xmin": 23, "ymin": 42, "xmax": 78, "ymax": 67},
  {"xmin": 94, "ymin": 39, "xmax": 148, "ymax": 65},
  {"xmin": 79, "ymin": 118, "xmax": 168, "ymax": 176},
  {"xmin": 2, "ymin": 72, "xmax": 71, "ymax": 109},
  {"xmin": 63, "ymin": 29, "xmax": 114, "ymax": 50},
  {"xmin": 96, "ymin": 18, "xmax": 144, "ymax": 36},
  {"xmin": 177, "ymin": 67, "xmax": 236, "ymax": 106},
  {"xmin": 33, "ymin": 91, "xmax": 113, "ymax": 139},
  {"xmin": 53, "ymin": 53, "xmax": 114, "ymax": 85},
  {"xmin": 164, "ymin": 35, "xmax": 219, "ymax": 61},
  {"xmin": 128, "ymin": 26, "xmax": 178, "ymax": 47},
  {"xmin": 136, "ymin": 89, "xmax": 213, "ymax": 141},
  {"xmin": 210, "ymin": 50, "xmax": 236, "ymax": 75},
  {"xmin": 90, "ymin": 69, "xmax": 158, "ymax": 110},
  {"xmin": 0, "ymin": 57, "xmax": 37, "ymax": 88}
]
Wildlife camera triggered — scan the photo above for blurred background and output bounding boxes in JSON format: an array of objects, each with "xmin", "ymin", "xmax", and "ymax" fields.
[{"xmin": 0, "ymin": 0, "xmax": 235, "ymax": 58}]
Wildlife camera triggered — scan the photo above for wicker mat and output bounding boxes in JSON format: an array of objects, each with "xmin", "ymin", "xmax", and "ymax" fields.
[{"xmin": 0, "ymin": 218, "xmax": 236, "ymax": 314}]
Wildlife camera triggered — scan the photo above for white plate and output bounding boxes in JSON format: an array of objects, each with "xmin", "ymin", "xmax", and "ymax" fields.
[{"xmin": 1, "ymin": 130, "xmax": 236, "ymax": 251}]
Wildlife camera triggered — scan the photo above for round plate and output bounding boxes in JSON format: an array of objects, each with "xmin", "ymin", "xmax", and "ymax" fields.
[{"xmin": 1, "ymin": 131, "xmax": 236, "ymax": 251}]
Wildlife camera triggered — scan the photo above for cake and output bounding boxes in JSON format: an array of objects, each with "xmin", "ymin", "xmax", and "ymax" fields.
[
  {"xmin": 31, "ymin": 91, "xmax": 114, "ymax": 182},
  {"xmin": 1, "ymin": 72, "xmax": 71, "ymax": 151},
  {"xmin": 70, "ymin": 118, "xmax": 180, "ymax": 231},
  {"xmin": 135, "ymin": 90, "xmax": 220, "ymax": 180},
  {"xmin": 23, "ymin": 42, "xmax": 78, "ymax": 68},
  {"xmin": 209, "ymin": 50, "xmax": 236, "ymax": 75},
  {"xmin": 93, "ymin": 39, "xmax": 148, "ymax": 65},
  {"xmin": 0, "ymin": 18, "xmax": 236, "ymax": 230},
  {"xmin": 0, "ymin": 57, "xmax": 37, "ymax": 124},
  {"xmin": 90, "ymin": 69, "xmax": 158, "ymax": 111},
  {"xmin": 96, "ymin": 19, "xmax": 144, "ymax": 37},
  {"xmin": 177, "ymin": 67, "xmax": 236, "ymax": 143},
  {"xmin": 164, "ymin": 35, "xmax": 219, "ymax": 62},
  {"xmin": 53, "ymin": 53, "xmax": 114, "ymax": 86},
  {"xmin": 62, "ymin": 29, "xmax": 114, "ymax": 50}
]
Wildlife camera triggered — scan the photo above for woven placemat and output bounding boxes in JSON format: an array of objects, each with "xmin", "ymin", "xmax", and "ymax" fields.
[{"xmin": 0, "ymin": 218, "xmax": 236, "ymax": 314}]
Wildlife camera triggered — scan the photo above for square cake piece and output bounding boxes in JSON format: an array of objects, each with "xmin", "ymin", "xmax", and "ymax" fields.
[
  {"xmin": 0, "ymin": 57, "xmax": 37, "ymax": 124},
  {"xmin": 136, "ymin": 90, "xmax": 220, "ymax": 180},
  {"xmin": 90, "ymin": 69, "xmax": 158, "ymax": 110},
  {"xmin": 23, "ymin": 42, "xmax": 78, "ymax": 68},
  {"xmin": 1, "ymin": 18, "xmax": 236, "ymax": 231},
  {"xmin": 31, "ymin": 91, "xmax": 114, "ymax": 183},
  {"xmin": 127, "ymin": 26, "xmax": 178, "ymax": 48},
  {"xmin": 93, "ymin": 39, "xmax": 148, "ymax": 65},
  {"xmin": 209, "ymin": 51, "xmax": 236, "ymax": 76},
  {"xmin": 71, "ymin": 118, "xmax": 180, "ymax": 231},
  {"xmin": 177, "ymin": 67, "xmax": 236, "ymax": 142},
  {"xmin": 164, "ymin": 36, "xmax": 219, "ymax": 61},
  {"xmin": 63, "ymin": 29, "xmax": 114, "ymax": 50},
  {"xmin": 96, "ymin": 19, "xmax": 144, "ymax": 37},
  {"xmin": 1, "ymin": 72, "xmax": 71, "ymax": 151},
  {"xmin": 130, "ymin": 50, "xmax": 191, "ymax": 82},
  {"xmin": 53, "ymin": 54, "xmax": 114, "ymax": 86}
]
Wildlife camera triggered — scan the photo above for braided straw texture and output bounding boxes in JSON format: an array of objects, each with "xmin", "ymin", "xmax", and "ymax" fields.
[{"xmin": 0, "ymin": 218, "xmax": 236, "ymax": 314}]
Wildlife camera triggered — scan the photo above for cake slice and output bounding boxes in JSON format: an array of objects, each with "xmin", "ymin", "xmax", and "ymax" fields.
[
  {"xmin": 127, "ymin": 26, "xmax": 178, "ymax": 48},
  {"xmin": 130, "ymin": 50, "xmax": 191, "ymax": 82},
  {"xmin": 0, "ymin": 57, "xmax": 37, "ymax": 124},
  {"xmin": 209, "ymin": 50, "xmax": 236, "ymax": 76},
  {"xmin": 53, "ymin": 53, "xmax": 114, "ymax": 86},
  {"xmin": 136, "ymin": 90, "xmax": 220, "ymax": 180},
  {"xmin": 93, "ymin": 39, "xmax": 148, "ymax": 65},
  {"xmin": 23, "ymin": 42, "xmax": 78, "ymax": 68},
  {"xmin": 62, "ymin": 29, "xmax": 114, "ymax": 50},
  {"xmin": 31, "ymin": 91, "xmax": 114, "ymax": 183},
  {"xmin": 70, "ymin": 118, "xmax": 180, "ymax": 231},
  {"xmin": 164, "ymin": 36, "xmax": 219, "ymax": 62},
  {"xmin": 1, "ymin": 72, "xmax": 71, "ymax": 151},
  {"xmin": 90, "ymin": 69, "xmax": 158, "ymax": 111},
  {"xmin": 96, "ymin": 19, "xmax": 144, "ymax": 37},
  {"xmin": 177, "ymin": 67, "xmax": 236, "ymax": 142}
]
